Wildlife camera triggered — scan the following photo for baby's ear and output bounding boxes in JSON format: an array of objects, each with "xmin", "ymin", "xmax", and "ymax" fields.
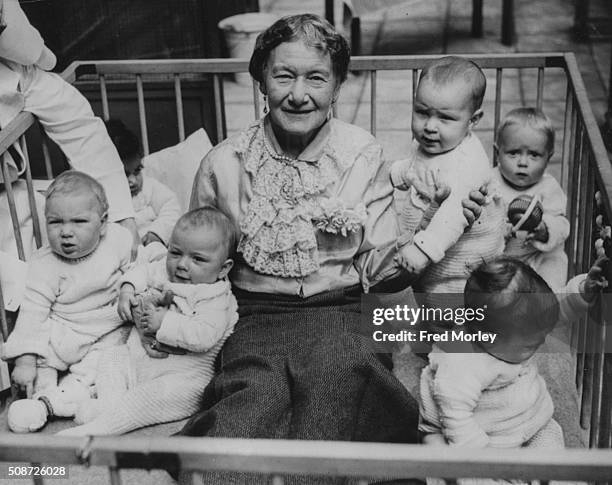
[
  {"xmin": 218, "ymin": 258, "xmax": 234, "ymax": 280},
  {"xmin": 470, "ymin": 109, "xmax": 484, "ymax": 127},
  {"xmin": 100, "ymin": 212, "xmax": 109, "ymax": 237}
]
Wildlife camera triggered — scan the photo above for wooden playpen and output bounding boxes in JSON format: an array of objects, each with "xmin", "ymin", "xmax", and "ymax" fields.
[{"xmin": 0, "ymin": 52, "xmax": 612, "ymax": 484}]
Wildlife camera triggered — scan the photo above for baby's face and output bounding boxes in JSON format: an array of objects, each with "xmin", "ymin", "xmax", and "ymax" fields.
[
  {"xmin": 412, "ymin": 78, "xmax": 479, "ymax": 155},
  {"xmin": 166, "ymin": 226, "xmax": 231, "ymax": 284},
  {"xmin": 123, "ymin": 156, "xmax": 144, "ymax": 196},
  {"xmin": 45, "ymin": 192, "xmax": 107, "ymax": 260},
  {"xmin": 497, "ymin": 124, "xmax": 551, "ymax": 189}
]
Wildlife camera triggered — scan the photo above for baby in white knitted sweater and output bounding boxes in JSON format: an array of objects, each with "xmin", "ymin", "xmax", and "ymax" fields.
[
  {"xmin": 391, "ymin": 56, "xmax": 504, "ymax": 308},
  {"xmin": 494, "ymin": 107, "xmax": 570, "ymax": 291},
  {"xmin": 59, "ymin": 206, "xmax": 238, "ymax": 436},
  {"xmin": 3, "ymin": 171, "xmax": 132, "ymax": 433},
  {"xmin": 419, "ymin": 256, "xmax": 607, "ymax": 449}
]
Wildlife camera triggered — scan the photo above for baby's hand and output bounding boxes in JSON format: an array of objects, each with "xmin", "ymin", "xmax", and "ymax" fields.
[
  {"xmin": 140, "ymin": 306, "xmax": 167, "ymax": 334},
  {"xmin": 11, "ymin": 354, "xmax": 37, "ymax": 398},
  {"xmin": 117, "ymin": 285, "xmax": 137, "ymax": 322},
  {"xmin": 581, "ymin": 255, "xmax": 609, "ymax": 303},
  {"xmin": 142, "ymin": 232, "xmax": 164, "ymax": 246},
  {"xmin": 395, "ymin": 243, "xmax": 430, "ymax": 275},
  {"xmin": 527, "ymin": 221, "xmax": 549, "ymax": 243}
]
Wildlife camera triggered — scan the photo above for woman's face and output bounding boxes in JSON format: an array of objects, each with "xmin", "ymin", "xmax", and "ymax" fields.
[{"xmin": 262, "ymin": 39, "xmax": 338, "ymax": 148}]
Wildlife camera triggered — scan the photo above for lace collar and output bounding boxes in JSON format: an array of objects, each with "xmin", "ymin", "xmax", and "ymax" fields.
[{"xmin": 235, "ymin": 117, "xmax": 348, "ymax": 278}]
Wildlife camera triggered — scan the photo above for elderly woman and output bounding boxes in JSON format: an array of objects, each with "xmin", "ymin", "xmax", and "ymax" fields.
[{"xmin": 179, "ymin": 13, "xmax": 482, "ymax": 484}]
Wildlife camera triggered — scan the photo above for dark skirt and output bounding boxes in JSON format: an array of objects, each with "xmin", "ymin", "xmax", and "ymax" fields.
[{"xmin": 178, "ymin": 285, "xmax": 419, "ymax": 484}]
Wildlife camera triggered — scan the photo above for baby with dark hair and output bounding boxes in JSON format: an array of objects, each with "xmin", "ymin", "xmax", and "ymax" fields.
[
  {"xmin": 419, "ymin": 255, "xmax": 608, "ymax": 449},
  {"xmin": 58, "ymin": 206, "xmax": 238, "ymax": 435},
  {"xmin": 2, "ymin": 171, "xmax": 133, "ymax": 433},
  {"xmin": 105, "ymin": 119, "xmax": 181, "ymax": 251}
]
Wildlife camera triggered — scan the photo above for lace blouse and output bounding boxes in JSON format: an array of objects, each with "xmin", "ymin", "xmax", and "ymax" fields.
[{"xmin": 189, "ymin": 116, "xmax": 405, "ymax": 297}]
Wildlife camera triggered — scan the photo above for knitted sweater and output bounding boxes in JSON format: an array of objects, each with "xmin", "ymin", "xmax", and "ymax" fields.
[
  {"xmin": 2, "ymin": 223, "xmax": 133, "ymax": 365},
  {"xmin": 493, "ymin": 168, "xmax": 569, "ymax": 289},
  {"xmin": 419, "ymin": 275, "xmax": 589, "ymax": 448},
  {"xmin": 392, "ymin": 134, "xmax": 505, "ymax": 294},
  {"xmin": 132, "ymin": 176, "xmax": 181, "ymax": 245}
]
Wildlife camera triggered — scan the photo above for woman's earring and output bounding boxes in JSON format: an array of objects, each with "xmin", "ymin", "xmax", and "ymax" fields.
[{"xmin": 263, "ymin": 95, "xmax": 268, "ymax": 114}]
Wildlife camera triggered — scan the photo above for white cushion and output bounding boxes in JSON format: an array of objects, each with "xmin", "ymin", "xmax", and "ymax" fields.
[{"xmin": 142, "ymin": 128, "xmax": 213, "ymax": 213}]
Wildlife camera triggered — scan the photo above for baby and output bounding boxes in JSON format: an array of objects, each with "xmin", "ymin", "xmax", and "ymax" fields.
[
  {"xmin": 391, "ymin": 56, "xmax": 504, "ymax": 319},
  {"xmin": 105, "ymin": 119, "xmax": 180, "ymax": 249},
  {"xmin": 58, "ymin": 206, "xmax": 238, "ymax": 435},
  {"xmin": 419, "ymin": 256, "xmax": 608, "ymax": 449},
  {"xmin": 493, "ymin": 107, "xmax": 570, "ymax": 290},
  {"xmin": 2, "ymin": 171, "xmax": 133, "ymax": 432}
]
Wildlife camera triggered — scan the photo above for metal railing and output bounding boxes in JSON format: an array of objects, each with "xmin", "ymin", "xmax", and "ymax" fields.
[{"xmin": 0, "ymin": 53, "xmax": 611, "ymax": 483}]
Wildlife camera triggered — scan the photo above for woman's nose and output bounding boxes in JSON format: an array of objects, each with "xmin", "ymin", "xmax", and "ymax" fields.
[{"xmin": 288, "ymin": 79, "xmax": 308, "ymax": 106}]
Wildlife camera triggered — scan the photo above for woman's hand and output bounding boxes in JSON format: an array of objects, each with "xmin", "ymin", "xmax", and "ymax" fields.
[
  {"xmin": 12, "ymin": 354, "xmax": 37, "ymax": 398},
  {"xmin": 462, "ymin": 185, "xmax": 488, "ymax": 229},
  {"xmin": 117, "ymin": 284, "xmax": 137, "ymax": 322}
]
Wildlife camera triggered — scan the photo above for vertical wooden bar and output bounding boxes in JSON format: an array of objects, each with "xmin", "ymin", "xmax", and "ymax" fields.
[
  {"xmin": 136, "ymin": 75, "xmax": 149, "ymax": 156},
  {"xmin": 39, "ymin": 128, "xmax": 53, "ymax": 180},
  {"xmin": 21, "ymin": 136, "xmax": 42, "ymax": 249},
  {"xmin": 100, "ymin": 75, "xmax": 110, "ymax": 121},
  {"xmin": 536, "ymin": 67, "xmax": 544, "ymax": 111},
  {"xmin": 174, "ymin": 74, "xmax": 186, "ymax": 142},
  {"xmin": 412, "ymin": 70, "xmax": 418, "ymax": 101},
  {"xmin": 0, "ymin": 277, "xmax": 7, "ymax": 342},
  {"xmin": 212, "ymin": 74, "xmax": 226, "ymax": 142},
  {"xmin": 602, "ymin": 353, "xmax": 612, "ymax": 449},
  {"xmin": 493, "ymin": 68, "xmax": 503, "ymax": 165},
  {"xmin": 370, "ymin": 70, "xmax": 377, "ymax": 136},
  {"xmin": 590, "ymin": 298, "xmax": 606, "ymax": 448},
  {"xmin": 560, "ymin": 84, "xmax": 574, "ymax": 192},
  {"xmin": 2, "ymin": 153, "xmax": 26, "ymax": 261}
]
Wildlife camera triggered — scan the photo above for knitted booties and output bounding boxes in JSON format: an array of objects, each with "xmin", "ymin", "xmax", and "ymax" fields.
[{"xmin": 7, "ymin": 398, "xmax": 49, "ymax": 433}]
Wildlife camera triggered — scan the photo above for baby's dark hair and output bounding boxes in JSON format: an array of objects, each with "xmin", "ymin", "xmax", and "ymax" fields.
[
  {"xmin": 105, "ymin": 118, "xmax": 142, "ymax": 163},
  {"xmin": 419, "ymin": 56, "xmax": 486, "ymax": 112},
  {"xmin": 174, "ymin": 206, "xmax": 237, "ymax": 259},
  {"xmin": 464, "ymin": 256, "xmax": 559, "ymax": 344},
  {"xmin": 46, "ymin": 170, "xmax": 108, "ymax": 217}
]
